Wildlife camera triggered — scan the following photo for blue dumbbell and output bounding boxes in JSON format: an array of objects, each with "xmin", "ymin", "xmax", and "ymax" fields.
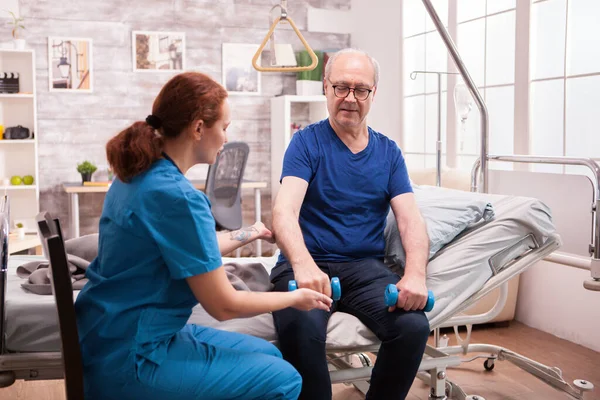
[
  {"xmin": 288, "ymin": 277, "xmax": 341, "ymax": 301},
  {"xmin": 384, "ymin": 284, "xmax": 435, "ymax": 312}
]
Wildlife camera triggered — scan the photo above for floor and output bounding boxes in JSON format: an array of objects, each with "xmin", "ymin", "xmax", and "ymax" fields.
[{"xmin": 2, "ymin": 322, "xmax": 599, "ymax": 400}]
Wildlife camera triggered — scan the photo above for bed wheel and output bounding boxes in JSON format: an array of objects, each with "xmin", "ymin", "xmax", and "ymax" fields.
[
  {"xmin": 0, "ymin": 371, "xmax": 16, "ymax": 388},
  {"xmin": 573, "ymin": 379, "xmax": 594, "ymax": 392},
  {"xmin": 466, "ymin": 396, "xmax": 486, "ymax": 400},
  {"xmin": 483, "ymin": 358, "xmax": 495, "ymax": 371}
]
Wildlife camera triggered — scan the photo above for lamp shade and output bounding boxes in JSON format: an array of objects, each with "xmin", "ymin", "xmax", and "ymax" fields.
[{"xmin": 57, "ymin": 57, "xmax": 71, "ymax": 79}]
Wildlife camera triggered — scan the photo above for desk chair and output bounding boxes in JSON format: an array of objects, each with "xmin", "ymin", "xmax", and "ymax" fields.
[
  {"xmin": 36, "ymin": 211, "xmax": 85, "ymax": 400},
  {"xmin": 206, "ymin": 142, "xmax": 250, "ymax": 257}
]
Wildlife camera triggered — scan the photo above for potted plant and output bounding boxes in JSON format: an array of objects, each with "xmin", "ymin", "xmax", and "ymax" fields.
[
  {"xmin": 296, "ymin": 50, "xmax": 323, "ymax": 96},
  {"xmin": 15, "ymin": 222, "xmax": 25, "ymax": 239},
  {"xmin": 77, "ymin": 161, "xmax": 97, "ymax": 183},
  {"xmin": 6, "ymin": 10, "xmax": 25, "ymax": 50}
]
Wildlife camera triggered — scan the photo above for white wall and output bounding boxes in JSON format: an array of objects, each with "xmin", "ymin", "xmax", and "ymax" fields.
[
  {"xmin": 350, "ymin": 0, "xmax": 403, "ymax": 145},
  {"xmin": 516, "ymin": 260, "xmax": 600, "ymax": 353}
]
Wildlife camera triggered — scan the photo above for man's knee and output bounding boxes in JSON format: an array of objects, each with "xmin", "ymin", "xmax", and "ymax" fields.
[
  {"xmin": 275, "ymin": 310, "xmax": 328, "ymax": 343},
  {"xmin": 382, "ymin": 311, "xmax": 430, "ymax": 344}
]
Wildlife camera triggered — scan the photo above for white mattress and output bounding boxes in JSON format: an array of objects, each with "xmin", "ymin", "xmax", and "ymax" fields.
[{"xmin": 3, "ymin": 191, "xmax": 557, "ymax": 353}]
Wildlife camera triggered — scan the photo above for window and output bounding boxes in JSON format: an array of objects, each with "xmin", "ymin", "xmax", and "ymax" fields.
[
  {"xmin": 530, "ymin": 0, "xmax": 600, "ymax": 178},
  {"xmin": 402, "ymin": 1, "xmax": 516, "ymax": 173},
  {"xmin": 402, "ymin": 0, "xmax": 448, "ymax": 171},
  {"xmin": 456, "ymin": 1, "xmax": 516, "ymax": 171}
]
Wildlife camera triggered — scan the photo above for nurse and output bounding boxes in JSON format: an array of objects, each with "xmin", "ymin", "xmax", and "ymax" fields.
[{"xmin": 73, "ymin": 71, "xmax": 332, "ymax": 400}]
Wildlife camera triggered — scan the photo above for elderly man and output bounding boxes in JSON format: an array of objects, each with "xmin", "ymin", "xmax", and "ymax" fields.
[{"xmin": 270, "ymin": 48, "xmax": 431, "ymax": 400}]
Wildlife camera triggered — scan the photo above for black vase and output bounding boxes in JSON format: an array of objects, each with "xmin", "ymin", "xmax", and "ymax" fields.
[{"xmin": 81, "ymin": 172, "xmax": 92, "ymax": 183}]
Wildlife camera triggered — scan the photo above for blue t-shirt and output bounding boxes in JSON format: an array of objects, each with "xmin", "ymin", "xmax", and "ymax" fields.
[
  {"xmin": 278, "ymin": 119, "xmax": 412, "ymax": 264},
  {"xmin": 74, "ymin": 158, "xmax": 222, "ymax": 372}
]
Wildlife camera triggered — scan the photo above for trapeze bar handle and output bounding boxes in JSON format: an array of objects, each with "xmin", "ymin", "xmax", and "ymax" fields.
[{"xmin": 252, "ymin": 16, "xmax": 319, "ymax": 73}]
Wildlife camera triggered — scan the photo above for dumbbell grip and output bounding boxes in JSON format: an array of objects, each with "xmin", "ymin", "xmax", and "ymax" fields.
[
  {"xmin": 288, "ymin": 277, "xmax": 341, "ymax": 301},
  {"xmin": 384, "ymin": 284, "xmax": 435, "ymax": 312}
]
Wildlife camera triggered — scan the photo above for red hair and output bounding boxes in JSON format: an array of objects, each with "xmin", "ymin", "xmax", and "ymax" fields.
[{"xmin": 106, "ymin": 72, "xmax": 228, "ymax": 182}]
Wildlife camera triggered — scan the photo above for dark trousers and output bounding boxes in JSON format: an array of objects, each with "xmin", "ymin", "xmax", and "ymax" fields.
[{"xmin": 270, "ymin": 258, "xmax": 430, "ymax": 400}]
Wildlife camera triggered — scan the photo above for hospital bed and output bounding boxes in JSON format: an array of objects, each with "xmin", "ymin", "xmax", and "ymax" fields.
[{"xmin": 0, "ymin": 182, "xmax": 595, "ymax": 400}]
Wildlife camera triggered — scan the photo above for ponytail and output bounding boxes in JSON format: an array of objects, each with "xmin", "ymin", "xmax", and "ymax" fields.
[{"xmin": 106, "ymin": 121, "xmax": 164, "ymax": 182}]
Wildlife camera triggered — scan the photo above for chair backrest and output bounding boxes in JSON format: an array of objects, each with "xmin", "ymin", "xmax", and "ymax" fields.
[
  {"xmin": 205, "ymin": 142, "xmax": 250, "ymax": 231},
  {"xmin": 0, "ymin": 195, "xmax": 9, "ymax": 354},
  {"xmin": 36, "ymin": 211, "xmax": 84, "ymax": 400}
]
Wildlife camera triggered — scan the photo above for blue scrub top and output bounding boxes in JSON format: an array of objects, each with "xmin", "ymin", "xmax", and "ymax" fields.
[{"xmin": 74, "ymin": 157, "xmax": 222, "ymax": 372}]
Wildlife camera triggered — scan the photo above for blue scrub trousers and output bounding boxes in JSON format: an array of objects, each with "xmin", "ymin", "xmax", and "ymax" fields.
[
  {"xmin": 85, "ymin": 325, "xmax": 302, "ymax": 400},
  {"xmin": 270, "ymin": 258, "xmax": 431, "ymax": 400}
]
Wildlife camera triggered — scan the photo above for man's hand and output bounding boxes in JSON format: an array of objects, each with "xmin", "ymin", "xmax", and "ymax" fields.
[
  {"xmin": 252, "ymin": 222, "xmax": 276, "ymax": 243},
  {"xmin": 389, "ymin": 272, "xmax": 428, "ymax": 312},
  {"xmin": 292, "ymin": 261, "xmax": 332, "ymax": 298}
]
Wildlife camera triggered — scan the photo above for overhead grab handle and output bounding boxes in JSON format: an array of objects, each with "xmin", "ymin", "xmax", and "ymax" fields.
[{"xmin": 252, "ymin": 0, "xmax": 319, "ymax": 73}]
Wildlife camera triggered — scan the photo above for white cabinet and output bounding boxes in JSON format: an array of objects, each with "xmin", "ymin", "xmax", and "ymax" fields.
[
  {"xmin": 0, "ymin": 49, "xmax": 39, "ymax": 232},
  {"xmin": 270, "ymin": 95, "xmax": 328, "ymax": 203}
]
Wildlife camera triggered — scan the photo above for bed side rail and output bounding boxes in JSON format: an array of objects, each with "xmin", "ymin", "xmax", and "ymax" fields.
[{"xmin": 471, "ymin": 155, "xmax": 600, "ymax": 291}]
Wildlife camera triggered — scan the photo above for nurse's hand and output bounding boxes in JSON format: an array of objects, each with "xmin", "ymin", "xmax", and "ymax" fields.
[
  {"xmin": 253, "ymin": 222, "xmax": 276, "ymax": 243},
  {"xmin": 291, "ymin": 288, "xmax": 333, "ymax": 312}
]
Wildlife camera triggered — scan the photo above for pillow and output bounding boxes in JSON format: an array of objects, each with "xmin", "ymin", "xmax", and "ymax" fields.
[{"xmin": 384, "ymin": 185, "xmax": 495, "ymax": 269}]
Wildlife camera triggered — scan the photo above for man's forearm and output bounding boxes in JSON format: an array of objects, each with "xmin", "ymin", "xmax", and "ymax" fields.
[
  {"xmin": 400, "ymin": 216, "xmax": 429, "ymax": 278},
  {"xmin": 273, "ymin": 209, "xmax": 312, "ymax": 266}
]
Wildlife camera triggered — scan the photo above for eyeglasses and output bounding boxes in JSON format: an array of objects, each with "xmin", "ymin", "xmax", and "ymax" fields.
[{"xmin": 328, "ymin": 80, "xmax": 374, "ymax": 101}]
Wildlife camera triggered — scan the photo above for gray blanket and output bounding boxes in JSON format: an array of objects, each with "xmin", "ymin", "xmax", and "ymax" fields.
[
  {"xmin": 17, "ymin": 234, "xmax": 99, "ymax": 295},
  {"xmin": 17, "ymin": 234, "xmax": 272, "ymax": 294}
]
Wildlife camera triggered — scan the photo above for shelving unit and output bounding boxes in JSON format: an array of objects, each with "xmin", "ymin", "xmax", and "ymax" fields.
[
  {"xmin": 270, "ymin": 95, "xmax": 328, "ymax": 203},
  {"xmin": 0, "ymin": 49, "xmax": 39, "ymax": 233}
]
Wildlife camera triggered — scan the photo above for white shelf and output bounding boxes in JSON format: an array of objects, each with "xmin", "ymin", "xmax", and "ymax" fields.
[
  {"xmin": 0, "ymin": 139, "xmax": 35, "ymax": 144},
  {"xmin": 1, "ymin": 185, "xmax": 37, "ymax": 190},
  {"xmin": 0, "ymin": 48, "xmax": 34, "ymax": 54},
  {"xmin": 0, "ymin": 93, "xmax": 34, "ymax": 98},
  {"xmin": 0, "ymin": 49, "xmax": 39, "ymax": 229}
]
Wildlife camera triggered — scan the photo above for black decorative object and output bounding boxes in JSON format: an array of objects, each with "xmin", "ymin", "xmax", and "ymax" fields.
[
  {"xmin": 0, "ymin": 72, "xmax": 20, "ymax": 93},
  {"xmin": 4, "ymin": 125, "xmax": 32, "ymax": 140}
]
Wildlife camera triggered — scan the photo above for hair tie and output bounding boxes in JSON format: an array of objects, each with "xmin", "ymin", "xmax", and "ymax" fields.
[{"xmin": 145, "ymin": 114, "xmax": 162, "ymax": 130}]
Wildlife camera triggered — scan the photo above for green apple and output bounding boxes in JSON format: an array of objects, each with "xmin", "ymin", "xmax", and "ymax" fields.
[
  {"xmin": 10, "ymin": 176, "xmax": 22, "ymax": 185},
  {"xmin": 22, "ymin": 175, "xmax": 34, "ymax": 185}
]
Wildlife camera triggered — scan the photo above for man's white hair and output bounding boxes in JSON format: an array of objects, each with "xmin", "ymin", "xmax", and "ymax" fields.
[{"xmin": 324, "ymin": 48, "xmax": 380, "ymax": 87}]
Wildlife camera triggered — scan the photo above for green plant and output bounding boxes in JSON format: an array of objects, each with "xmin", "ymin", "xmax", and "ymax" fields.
[
  {"xmin": 15, "ymin": 222, "xmax": 23, "ymax": 229},
  {"xmin": 6, "ymin": 10, "xmax": 25, "ymax": 39},
  {"xmin": 77, "ymin": 161, "xmax": 97, "ymax": 175},
  {"xmin": 296, "ymin": 50, "xmax": 323, "ymax": 81}
]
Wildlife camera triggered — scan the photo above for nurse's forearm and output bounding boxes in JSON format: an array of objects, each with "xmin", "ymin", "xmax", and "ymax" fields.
[
  {"xmin": 221, "ymin": 291, "xmax": 296, "ymax": 320},
  {"xmin": 217, "ymin": 226, "xmax": 259, "ymax": 255}
]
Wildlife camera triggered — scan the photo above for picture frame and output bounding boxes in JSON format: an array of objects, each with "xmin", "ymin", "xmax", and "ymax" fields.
[
  {"xmin": 132, "ymin": 31, "xmax": 185, "ymax": 72},
  {"xmin": 222, "ymin": 43, "xmax": 261, "ymax": 95},
  {"xmin": 48, "ymin": 37, "xmax": 93, "ymax": 93}
]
